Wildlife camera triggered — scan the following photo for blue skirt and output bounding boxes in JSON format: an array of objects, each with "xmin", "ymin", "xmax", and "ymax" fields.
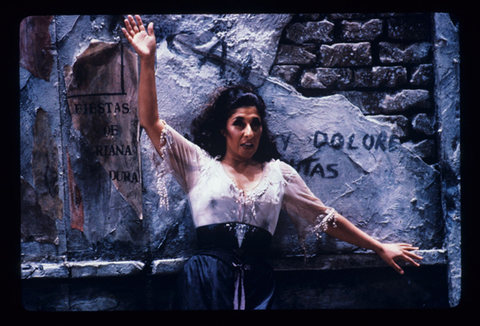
[{"xmin": 173, "ymin": 223, "xmax": 278, "ymax": 310}]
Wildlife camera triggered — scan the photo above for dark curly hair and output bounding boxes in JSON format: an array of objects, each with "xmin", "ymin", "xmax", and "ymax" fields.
[{"xmin": 191, "ymin": 85, "xmax": 280, "ymax": 163}]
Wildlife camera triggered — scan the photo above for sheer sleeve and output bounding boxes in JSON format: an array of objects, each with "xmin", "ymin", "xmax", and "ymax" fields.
[
  {"xmin": 279, "ymin": 161, "xmax": 337, "ymax": 238},
  {"xmin": 158, "ymin": 122, "xmax": 210, "ymax": 193}
]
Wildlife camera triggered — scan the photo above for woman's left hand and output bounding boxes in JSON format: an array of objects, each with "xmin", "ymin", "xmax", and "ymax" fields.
[{"xmin": 376, "ymin": 243, "xmax": 423, "ymax": 274}]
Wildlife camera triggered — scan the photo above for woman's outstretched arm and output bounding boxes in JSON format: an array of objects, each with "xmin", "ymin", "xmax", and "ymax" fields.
[
  {"xmin": 324, "ymin": 213, "xmax": 423, "ymax": 274},
  {"xmin": 123, "ymin": 15, "xmax": 166, "ymax": 155}
]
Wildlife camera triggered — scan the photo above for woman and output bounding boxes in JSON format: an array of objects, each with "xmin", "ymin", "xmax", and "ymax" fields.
[{"xmin": 122, "ymin": 15, "xmax": 422, "ymax": 310}]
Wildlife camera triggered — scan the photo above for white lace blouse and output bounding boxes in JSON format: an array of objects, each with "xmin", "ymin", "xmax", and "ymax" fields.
[{"xmin": 159, "ymin": 123, "xmax": 337, "ymax": 238}]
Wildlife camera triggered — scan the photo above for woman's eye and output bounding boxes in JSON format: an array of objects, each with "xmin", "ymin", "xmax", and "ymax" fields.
[{"xmin": 251, "ymin": 120, "xmax": 262, "ymax": 129}]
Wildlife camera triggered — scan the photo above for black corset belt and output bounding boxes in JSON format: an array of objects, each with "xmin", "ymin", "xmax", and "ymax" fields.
[
  {"xmin": 196, "ymin": 222, "xmax": 272, "ymax": 255},
  {"xmin": 195, "ymin": 223, "xmax": 273, "ymax": 309}
]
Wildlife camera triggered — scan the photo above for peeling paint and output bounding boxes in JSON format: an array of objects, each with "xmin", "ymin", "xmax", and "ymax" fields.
[
  {"xmin": 21, "ymin": 108, "xmax": 63, "ymax": 244},
  {"xmin": 21, "ymin": 176, "xmax": 58, "ymax": 244},
  {"xmin": 260, "ymin": 81, "xmax": 442, "ymax": 252},
  {"xmin": 67, "ymin": 151, "xmax": 84, "ymax": 232},
  {"xmin": 19, "ymin": 16, "xmax": 54, "ymax": 82},
  {"xmin": 65, "ymin": 41, "xmax": 142, "ymax": 219},
  {"xmin": 32, "ymin": 108, "xmax": 63, "ymax": 221}
]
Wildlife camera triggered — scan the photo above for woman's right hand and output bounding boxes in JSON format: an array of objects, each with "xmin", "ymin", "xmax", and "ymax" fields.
[{"xmin": 122, "ymin": 15, "xmax": 156, "ymax": 62}]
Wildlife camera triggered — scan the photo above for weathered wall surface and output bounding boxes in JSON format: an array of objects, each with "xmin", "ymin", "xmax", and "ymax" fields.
[{"xmin": 20, "ymin": 13, "xmax": 460, "ymax": 310}]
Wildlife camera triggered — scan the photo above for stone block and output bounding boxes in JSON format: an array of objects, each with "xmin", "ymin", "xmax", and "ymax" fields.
[
  {"xmin": 338, "ymin": 89, "xmax": 430, "ymax": 115},
  {"xmin": 410, "ymin": 64, "xmax": 433, "ymax": 86},
  {"xmin": 380, "ymin": 89, "xmax": 430, "ymax": 113},
  {"xmin": 367, "ymin": 115, "xmax": 410, "ymax": 139},
  {"xmin": 285, "ymin": 20, "xmax": 334, "ymax": 44},
  {"xmin": 379, "ymin": 42, "xmax": 431, "ymax": 64},
  {"xmin": 403, "ymin": 139, "xmax": 436, "ymax": 161},
  {"xmin": 319, "ymin": 42, "xmax": 372, "ymax": 67},
  {"xmin": 300, "ymin": 67, "xmax": 353, "ymax": 89},
  {"xmin": 68, "ymin": 261, "xmax": 145, "ymax": 278},
  {"xmin": 387, "ymin": 14, "xmax": 431, "ymax": 41},
  {"xmin": 21, "ymin": 262, "xmax": 69, "ymax": 279},
  {"xmin": 336, "ymin": 91, "xmax": 385, "ymax": 115},
  {"xmin": 412, "ymin": 113, "xmax": 435, "ymax": 136},
  {"xmin": 275, "ymin": 44, "xmax": 317, "ymax": 65},
  {"xmin": 152, "ymin": 258, "xmax": 189, "ymax": 275},
  {"xmin": 270, "ymin": 65, "xmax": 301, "ymax": 85},
  {"xmin": 354, "ymin": 66, "xmax": 407, "ymax": 88},
  {"xmin": 340, "ymin": 19, "xmax": 383, "ymax": 41}
]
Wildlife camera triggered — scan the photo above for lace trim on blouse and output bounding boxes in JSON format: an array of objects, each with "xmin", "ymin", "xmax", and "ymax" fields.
[
  {"xmin": 310, "ymin": 208, "xmax": 337, "ymax": 237},
  {"xmin": 158, "ymin": 122, "xmax": 211, "ymax": 177},
  {"xmin": 158, "ymin": 122, "xmax": 176, "ymax": 162},
  {"xmin": 218, "ymin": 159, "xmax": 273, "ymax": 222},
  {"xmin": 155, "ymin": 124, "xmax": 172, "ymax": 210}
]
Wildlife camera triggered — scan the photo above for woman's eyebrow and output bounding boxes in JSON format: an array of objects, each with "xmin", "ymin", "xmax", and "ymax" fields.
[{"xmin": 231, "ymin": 116, "xmax": 261, "ymax": 122}]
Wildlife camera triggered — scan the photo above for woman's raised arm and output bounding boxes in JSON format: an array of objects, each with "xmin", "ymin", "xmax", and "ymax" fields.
[{"xmin": 123, "ymin": 15, "xmax": 166, "ymax": 155}]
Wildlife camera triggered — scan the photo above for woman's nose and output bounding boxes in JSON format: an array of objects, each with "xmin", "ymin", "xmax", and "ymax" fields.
[{"xmin": 244, "ymin": 124, "xmax": 253, "ymax": 138}]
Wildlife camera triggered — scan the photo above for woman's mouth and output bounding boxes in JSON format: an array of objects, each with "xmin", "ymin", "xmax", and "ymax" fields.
[{"xmin": 241, "ymin": 142, "xmax": 254, "ymax": 149}]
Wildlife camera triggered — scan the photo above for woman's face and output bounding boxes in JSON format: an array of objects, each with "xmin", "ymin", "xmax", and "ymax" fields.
[{"xmin": 222, "ymin": 106, "xmax": 263, "ymax": 162}]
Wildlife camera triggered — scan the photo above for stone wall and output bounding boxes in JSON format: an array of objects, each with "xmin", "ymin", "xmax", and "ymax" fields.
[
  {"xmin": 271, "ymin": 13, "xmax": 437, "ymax": 164},
  {"xmin": 19, "ymin": 13, "xmax": 460, "ymax": 310}
]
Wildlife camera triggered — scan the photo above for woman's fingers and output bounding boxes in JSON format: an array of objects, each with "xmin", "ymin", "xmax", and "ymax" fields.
[
  {"xmin": 122, "ymin": 15, "xmax": 156, "ymax": 59},
  {"xmin": 123, "ymin": 18, "xmax": 131, "ymax": 32},
  {"xmin": 380, "ymin": 243, "xmax": 423, "ymax": 274},
  {"xmin": 396, "ymin": 244, "xmax": 422, "ymax": 270},
  {"xmin": 136, "ymin": 15, "xmax": 146, "ymax": 32},
  {"xmin": 147, "ymin": 22, "xmax": 154, "ymax": 37},
  {"xmin": 123, "ymin": 15, "xmax": 151, "ymax": 45},
  {"xmin": 123, "ymin": 17, "xmax": 135, "ymax": 37},
  {"xmin": 126, "ymin": 15, "xmax": 140, "ymax": 34},
  {"xmin": 404, "ymin": 250, "xmax": 423, "ymax": 261},
  {"xmin": 398, "ymin": 244, "xmax": 423, "ymax": 260},
  {"xmin": 124, "ymin": 15, "xmax": 151, "ymax": 36},
  {"xmin": 401, "ymin": 254, "xmax": 421, "ymax": 267},
  {"xmin": 122, "ymin": 28, "xmax": 130, "ymax": 43},
  {"xmin": 390, "ymin": 261, "xmax": 404, "ymax": 274},
  {"xmin": 398, "ymin": 243, "xmax": 416, "ymax": 249}
]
